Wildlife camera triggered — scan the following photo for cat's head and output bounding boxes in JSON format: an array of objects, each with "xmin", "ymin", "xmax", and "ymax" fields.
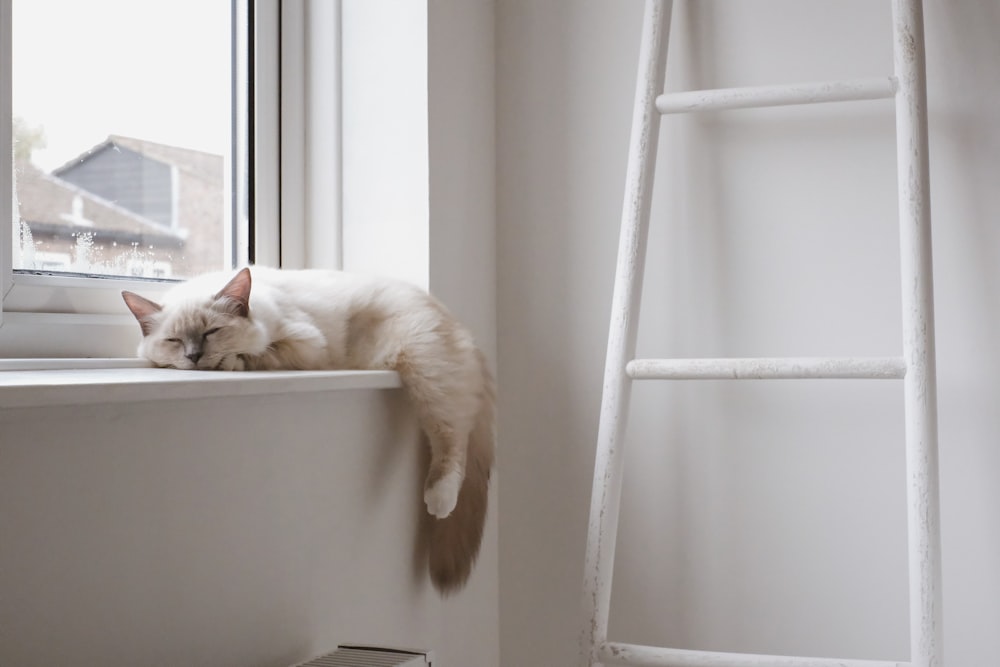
[{"xmin": 122, "ymin": 268, "xmax": 266, "ymax": 370}]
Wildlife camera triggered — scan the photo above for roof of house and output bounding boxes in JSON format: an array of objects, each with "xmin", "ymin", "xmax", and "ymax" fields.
[
  {"xmin": 16, "ymin": 159, "xmax": 186, "ymax": 246},
  {"xmin": 54, "ymin": 134, "xmax": 224, "ymax": 185}
]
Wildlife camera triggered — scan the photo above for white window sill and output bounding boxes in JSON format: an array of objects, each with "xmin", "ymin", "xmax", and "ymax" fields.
[{"xmin": 0, "ymin": 361, "xmax": 402, "ymax": 409}]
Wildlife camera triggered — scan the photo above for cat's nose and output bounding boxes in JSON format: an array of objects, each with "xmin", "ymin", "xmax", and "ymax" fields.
[{"xmin": 186, "ymin": 351, "xmax": 202, "ymax": 365}]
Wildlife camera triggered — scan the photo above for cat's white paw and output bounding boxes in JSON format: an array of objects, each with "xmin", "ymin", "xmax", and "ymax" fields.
[
  {"xmin": 424, "ymin": 470, "xmax": 463, "ymax": 519},
  {"xmin": 216, "ymin": 354, "xmax": 246, "ymax": 371}
]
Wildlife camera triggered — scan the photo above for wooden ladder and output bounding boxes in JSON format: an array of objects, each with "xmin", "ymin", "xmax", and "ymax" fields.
[{"xmin": 580, "ymin": 1, "xmax": 942, "ymax": 666}]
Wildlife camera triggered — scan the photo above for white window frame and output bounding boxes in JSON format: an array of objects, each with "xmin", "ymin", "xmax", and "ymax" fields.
[
  {"xmin": 277, "ymin": 0, "xmax": 343, "ymax": 271},
  {"xmin": 0, "ymin": 0, "xmax": 313, "ymax": 360}
]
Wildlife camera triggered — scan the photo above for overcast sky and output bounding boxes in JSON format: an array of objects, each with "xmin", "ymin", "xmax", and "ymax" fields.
[{"xmin": 13, "ymin": 0, "xmax": 231, "ymax": 171}]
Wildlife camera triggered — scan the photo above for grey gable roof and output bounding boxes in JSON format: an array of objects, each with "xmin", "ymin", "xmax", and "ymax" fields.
[
  {"xmin": 54, "ymin": 134, "xmax": 224, "ymax": 186},
  {"xmin": 16, "ymin": 159, "xmax": 186, "ymax": 246}
]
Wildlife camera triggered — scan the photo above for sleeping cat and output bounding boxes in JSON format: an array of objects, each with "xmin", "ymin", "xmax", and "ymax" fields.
[{"xmin": 121, "ymin": 266, "xmax": 494, "ymax": 594}]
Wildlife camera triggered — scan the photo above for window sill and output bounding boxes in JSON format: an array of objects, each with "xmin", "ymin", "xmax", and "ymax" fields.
[{"xmin": 0, "ymin": 363, "xmax": 402, "ymax": 409}]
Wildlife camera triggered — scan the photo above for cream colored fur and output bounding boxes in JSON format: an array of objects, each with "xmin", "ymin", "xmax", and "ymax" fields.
[{"xmin": 122, "ymin": 266, "xmax": 495, "ymax": 593}]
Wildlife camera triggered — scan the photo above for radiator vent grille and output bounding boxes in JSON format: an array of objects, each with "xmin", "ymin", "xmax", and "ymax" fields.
[{"xmin": 293, "ymin": 644, "xmax": 432, "ymax": 667}]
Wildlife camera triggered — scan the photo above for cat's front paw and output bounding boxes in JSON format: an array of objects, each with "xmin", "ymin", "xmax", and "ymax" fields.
[
  {"xmin": 424, "ymin": 470, "xmax": 463, "ymax": 519},
  {"xmin": 216, "ymin": 354, "xmax": 246, "ymax": 371}
]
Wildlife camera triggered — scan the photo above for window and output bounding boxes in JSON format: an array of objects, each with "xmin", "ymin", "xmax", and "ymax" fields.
[
  {"xmin": 0, "ymin": 0, "xmax": 283, "ymax": 358},
  {"xmin": 12, "ymin": 0, "xmax": 235, "ymax": 280},
  {"xmin": 0, "ymin": 0, "xmax": 441, "ymax": 361}
]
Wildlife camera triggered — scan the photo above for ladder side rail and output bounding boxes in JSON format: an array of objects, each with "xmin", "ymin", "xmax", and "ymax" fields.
[
  {"xmin": 890, "ymin": 1, "xmax": 943, "ymax": 666},
  {"xmin": 580, "ymin": 1, "xmax": 674, "ymax": 665}
]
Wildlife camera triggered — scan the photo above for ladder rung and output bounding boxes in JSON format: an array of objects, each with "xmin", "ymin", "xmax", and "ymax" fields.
[
  {"xmin": 626, "ymin": 356, "xmax": 906, "ymax": 380},
  {"xmin": 600, "ymin": 642, "xmax": 908, "ymax": 667},
  {"xmin": 656, "ymin": 76, "xmax": 897, "ymax": 114}
]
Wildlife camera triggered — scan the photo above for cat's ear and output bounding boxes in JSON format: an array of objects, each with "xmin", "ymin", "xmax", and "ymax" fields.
[
  {"xmin": 121, "ymin": 291, "xmax": 162, "ymax": 337},
  {"xmin": 214, "ymin": 267, "xmax": 252, "ymax": 317}
]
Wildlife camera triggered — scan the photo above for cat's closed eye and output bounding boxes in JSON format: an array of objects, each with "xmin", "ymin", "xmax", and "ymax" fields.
[
  {"xmin": 203, "ymin": 327, "xmax": 221, "ymax": 338},
  {"xmin": 165, "ymin": 337, "xmax": 183, "ymax": 345}
]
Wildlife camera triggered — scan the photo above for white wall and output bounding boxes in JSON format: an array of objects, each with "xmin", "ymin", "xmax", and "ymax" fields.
[
  {"xmin": 342, "ymin": 0, "xmax": 498, "ymax": 360},
  {"xmin": 342, "ymin": 0, "xmax": 430, "ymax": 288},
  {"xmin": 497, "ymin": 0, "xmax": 999, "ymax": 665},
  {"xmin": 0, "ymin": 390, "xmax": 497, "ymax": 667},
  {"xmin": 428, "ymin": 0, "xmax": 498, "ymax": 356}
]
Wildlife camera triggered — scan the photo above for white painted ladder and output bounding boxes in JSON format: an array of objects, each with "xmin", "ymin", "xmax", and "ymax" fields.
[{"xmin": 580, "ymin": 1, "xmax": 943, "ymax": 666}]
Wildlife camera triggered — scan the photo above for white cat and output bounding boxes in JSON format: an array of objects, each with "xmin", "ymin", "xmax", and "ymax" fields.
[{"xmin": 122, "ymin": 266, "xmax": 495, "ymax": 593}]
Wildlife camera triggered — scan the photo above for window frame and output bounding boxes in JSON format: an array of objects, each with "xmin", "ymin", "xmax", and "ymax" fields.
[
  {"xmin": 279, "ymin": 0, "xmax": 343, "ymax": 271},
  {"xmin": 0, "ymin": 0, "xmax": 299, "ymax": 359}
]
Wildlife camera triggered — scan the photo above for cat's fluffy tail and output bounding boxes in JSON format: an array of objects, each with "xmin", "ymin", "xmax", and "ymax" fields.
[{"xmin": 428, "ymin": 354, "xmax": 495, "ymax": 594}]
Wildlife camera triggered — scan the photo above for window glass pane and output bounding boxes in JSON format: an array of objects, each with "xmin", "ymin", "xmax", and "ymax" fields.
[{"xmin": 12, "ymin": 0, "xmax": 234, "ymax": 280}]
